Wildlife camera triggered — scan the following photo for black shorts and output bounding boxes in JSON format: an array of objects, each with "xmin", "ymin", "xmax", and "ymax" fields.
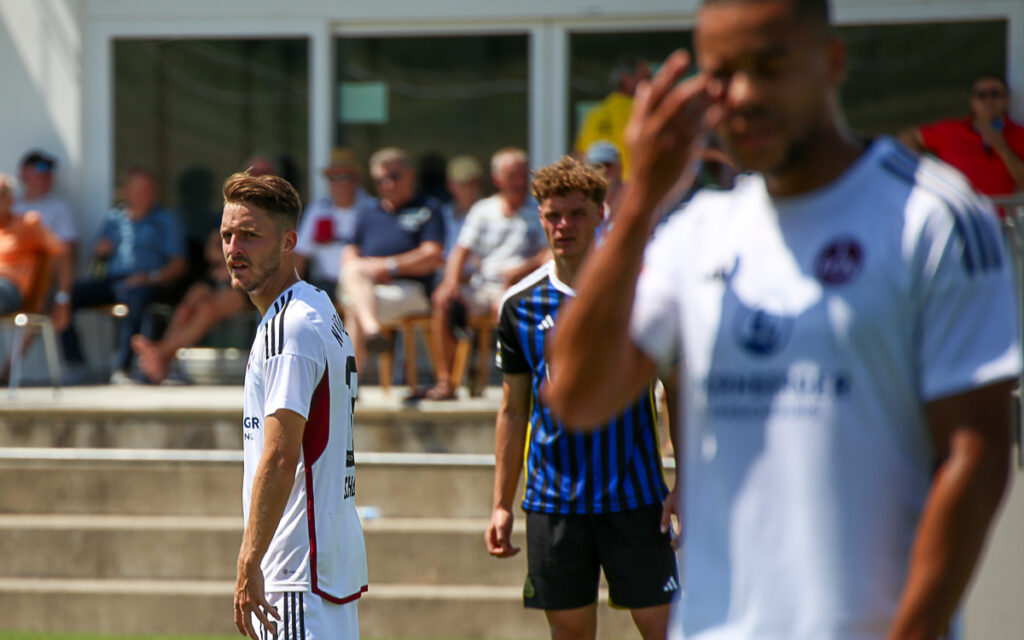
[{"xmin": 523, "ymin": 503, "xmax": 679, "ymax": 611}]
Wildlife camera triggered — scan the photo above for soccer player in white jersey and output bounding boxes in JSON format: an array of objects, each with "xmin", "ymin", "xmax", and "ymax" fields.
[
  {"xmin": 547, "ymin": 1, "xmax": 1020, "ymax": 639},
  {"xmin": 222, "ymin": 172, "xmax": 367, "ymax": 640}
]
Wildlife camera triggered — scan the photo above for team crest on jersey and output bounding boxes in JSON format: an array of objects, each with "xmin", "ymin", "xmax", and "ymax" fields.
[
  {"xmin": 815, "ymin": 238, "xmax": 864, "ymax": 286},
  {"xmin": 733, "ymin": 304, "xmax": 793, "ymax": 357}
]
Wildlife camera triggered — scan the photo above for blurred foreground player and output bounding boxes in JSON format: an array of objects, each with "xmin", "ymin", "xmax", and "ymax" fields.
[
  {"xmin": 486, "ymin": 156, "xmax": 679, "ymax": 640},
  {"xmin": 546, "ymin": 1, "xmax": 1020, "ymax": 638},
  {"xmin": 223, "ymin": 171, "xmax": 367, "ymax": 639}
]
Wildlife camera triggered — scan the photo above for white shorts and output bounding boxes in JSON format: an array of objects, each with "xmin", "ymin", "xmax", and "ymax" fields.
[
  {"xmin": 461, "ymin": 281, "xmax": 506, "ymax": 316},
  {"xmin": 340, "ymin": 279, "xmax": 430, "ymax": 323},
  {"xmin": 252, "ymin": 590, "xmax": 358, "ymax": 640}
]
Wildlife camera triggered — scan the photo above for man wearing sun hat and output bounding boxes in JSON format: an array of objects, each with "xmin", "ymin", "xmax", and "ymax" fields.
[{"xmin": 295, "ymin": 149, "xmax": 371, "ymax": 299}]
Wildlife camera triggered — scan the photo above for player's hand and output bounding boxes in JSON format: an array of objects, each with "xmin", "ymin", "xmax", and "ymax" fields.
[
  {"xmin": 485, "ymin": 507, "xmax": 521, "ymax": 558},
  {"xmin": 233, "ymin": 558, "xmax": 280, "ymax": 639},
  {"xmin": 661, "ymin": 484, "xmax": 682, "ymax": 550},
  {"xmin": 624, "ymin": 49, "xmax": 725, "ymax": 214}
]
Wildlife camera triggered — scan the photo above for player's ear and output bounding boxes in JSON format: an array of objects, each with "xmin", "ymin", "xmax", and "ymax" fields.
[{"xmin": 281, "ymin": 229, "xmax": 298, "ymax": 255}]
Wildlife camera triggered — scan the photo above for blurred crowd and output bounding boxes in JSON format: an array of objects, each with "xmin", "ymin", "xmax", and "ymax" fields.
[{"xmin": 2, "ymin": 62, "xmax": 1021, "ymax": 393}]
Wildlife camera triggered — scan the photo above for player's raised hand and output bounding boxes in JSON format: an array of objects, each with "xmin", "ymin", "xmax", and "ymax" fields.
[
  {"xmin": 624, "ymin": 49, "xmax": 725, "ymax": 214},
  {"xmin": 485, "ymin": 506, "xmax": 521, "ymax": 558},
  {"xmin": 233, "ymin": 560, "xmax": 280, "ymax": 639}
]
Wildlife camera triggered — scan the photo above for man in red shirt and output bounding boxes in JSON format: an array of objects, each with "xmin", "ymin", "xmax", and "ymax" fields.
[{"xmin": 902, "ymin": 75, "xmax": 1024, "ymax": 204}]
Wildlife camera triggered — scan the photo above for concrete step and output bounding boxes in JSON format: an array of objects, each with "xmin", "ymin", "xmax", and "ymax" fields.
[
  {"xmin": 0, "ymin": 514, "xmax": 528, "ymax": 587},
  {"xmin": 0, "ymin": 452, "xmax": 544, "ymax": 519},
  {"xmin": 0, "ymin": 407, "xmax": 500, "ymax": 454},
  {"xmin": 0, "ymin": 385, "xmax": 507, "ymax": 454},
  {"xmin": 0, "ymin": 578, "xmax": 642, "ymax": 639}
]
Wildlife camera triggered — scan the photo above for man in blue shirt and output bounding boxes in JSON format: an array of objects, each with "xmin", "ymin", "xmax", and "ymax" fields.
[
  {"xmin": 341, "ymin": 147, "xmax": 445, "ymax": 371},
  {"xmin": 61, "ymin": 167, "xmax": 186, "ymax": 383}
]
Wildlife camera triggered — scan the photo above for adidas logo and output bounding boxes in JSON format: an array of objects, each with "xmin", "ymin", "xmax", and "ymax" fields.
[
  {"xmin": 663, "ymin": 576, "xmax": 679, "ymax": 593},
  {"xmin": 537, "ymin": 314, "xmax": 555, "ymax": 331}
]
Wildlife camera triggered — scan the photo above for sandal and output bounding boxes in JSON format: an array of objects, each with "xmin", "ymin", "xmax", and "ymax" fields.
[{"xmin": 423, "ymin": 383, "xmax": 457, "ymax": 401}]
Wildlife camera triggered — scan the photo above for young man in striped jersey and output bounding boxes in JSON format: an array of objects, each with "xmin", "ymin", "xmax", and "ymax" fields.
[
  {"xmin": 546, "ymin": 1, "xmax": 1020, "ymax": 638},
  {"xmin": 486, "ymin": 156, "xmax": 679, "ymax": 640},
  {"xmin": 223, "ymin": 171, "xmax": 367, "ymax": 640}
]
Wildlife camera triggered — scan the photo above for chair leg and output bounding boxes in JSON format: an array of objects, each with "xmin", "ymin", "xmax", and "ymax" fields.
[
  {"xmin": 451, "ymin": 337, "xmax": 471, "ymax": 389},
  {"xmin": 402, "ymin": 320, "xmax": 419, "ymax": 390},
  {"xmin": 8, "ymin": 324, "xmax": 25, "ymax": 395},
  {"xmin": 473, "ymin": 326, "xmax": 493, "ymax": 397},
  {"xmin": 378, "ymin": 328, "xmax": 395, "ymax": 395},
  {"xmin": 40, "ymin": 320, "xmax": 62, "ymax": 393}
]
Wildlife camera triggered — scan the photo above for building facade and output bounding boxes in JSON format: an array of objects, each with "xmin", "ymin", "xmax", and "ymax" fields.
[{"xmin": 1, "ymin": 0, "xmax": 1022, "ymax": 245}]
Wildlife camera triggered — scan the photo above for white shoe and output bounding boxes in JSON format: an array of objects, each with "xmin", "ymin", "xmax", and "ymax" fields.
[{"xmin": 109, "ymin": 370, "xmax": 134, "ymax": 385}]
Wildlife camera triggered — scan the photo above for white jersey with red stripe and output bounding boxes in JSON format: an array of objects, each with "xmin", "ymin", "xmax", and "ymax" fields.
[{"xmin": 242, "ymin": 280, "xmax": 367, "ymax": 603}]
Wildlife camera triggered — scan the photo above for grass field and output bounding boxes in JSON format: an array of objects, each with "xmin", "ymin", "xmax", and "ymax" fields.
[
  {"xmin": 0, "ymin": 635, "xmax": 445, "ymax": 640},
  {"xmin": 0, "ymin": 635, "xmax": 237, "ymax": 640}
]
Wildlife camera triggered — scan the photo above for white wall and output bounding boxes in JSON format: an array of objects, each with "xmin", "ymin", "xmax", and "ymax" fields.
[{"xmin": 0, "ymin": 0, "xmax": 83, "ymax": 223}]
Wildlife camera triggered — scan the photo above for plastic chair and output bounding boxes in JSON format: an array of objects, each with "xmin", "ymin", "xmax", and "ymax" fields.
[{"xmin": 1, "ymin": 252, "xmax": 61, "ymax": 395}]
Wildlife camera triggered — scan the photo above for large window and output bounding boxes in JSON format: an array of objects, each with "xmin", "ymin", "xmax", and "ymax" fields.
[
  {"xmin": 567, "ymin": 20, "xmax": 1006, "ymax": 152},
  {"xmin": 335, "ymin": 33, "xmax": 528, "ymax": 196},
  {"xmin": 839, "ymin": 20, "xmax": 1007, "ymax": 136},
  {"xmin": 114, "ymin": 38, "xmax": 309, "ymax": 242},
  {"xmin": 568, "ymin": 30, "xmax": 692, "ymax": 154}
]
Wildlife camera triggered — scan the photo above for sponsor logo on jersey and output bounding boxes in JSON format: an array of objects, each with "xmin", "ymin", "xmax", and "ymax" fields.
[
  {"xmin": 816, "ymin": 238, "xmax": 864, "ymax": 286},
  {"xmin": 733, "ymin": 305, "xmax": 793, "ymax": 356},
  {"xmin": 537, "ymin": 314, "xmax": 555, "ymax": 332},
  {"xmin": 398, "ymin": 206, "xmax": 432, "ymax": 232}
]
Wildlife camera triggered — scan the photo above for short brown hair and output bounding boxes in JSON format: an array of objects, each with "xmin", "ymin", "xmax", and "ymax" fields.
[
  {"xmin": 222, "ymin": 171, "xmax": 302, "ymax": 230},
  {"xmin": 531, "ymin": 156, "xmax": 608, "ymax": 206}
]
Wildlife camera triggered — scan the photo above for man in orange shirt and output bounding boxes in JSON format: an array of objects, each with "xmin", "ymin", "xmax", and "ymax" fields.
[{"xmin": 0, "ymin": 173, "xmax": 71, "ymax": 329}]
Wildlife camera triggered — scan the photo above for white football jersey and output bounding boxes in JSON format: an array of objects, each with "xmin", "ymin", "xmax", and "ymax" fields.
[
  {"xmin": 631, "ymin": 137, "xmax": 1021, "ymax": 639},
  {"xmin": 242, "ymin": 281, "xmax": 367, "ymax": 603}
]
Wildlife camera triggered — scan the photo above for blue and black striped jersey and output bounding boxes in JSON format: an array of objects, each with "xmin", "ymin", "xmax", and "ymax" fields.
[{"xmin": 496, "ymin": 261, "xmax": 668, "ymax": 514}]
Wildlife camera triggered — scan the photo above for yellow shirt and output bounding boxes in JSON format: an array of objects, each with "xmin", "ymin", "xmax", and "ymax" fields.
[{"xmin": 573, "ymin": 91, "xmax": 634, "ymax": 177}]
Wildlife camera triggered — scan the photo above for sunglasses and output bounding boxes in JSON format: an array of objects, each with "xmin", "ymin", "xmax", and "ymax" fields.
[
  {"xmin": 973, "ymin": 88, "xmax": 1006, "ymax": 100},
  {"xmin": 373, "ymin": 171, "xmax": 404, "ymax": 185}
]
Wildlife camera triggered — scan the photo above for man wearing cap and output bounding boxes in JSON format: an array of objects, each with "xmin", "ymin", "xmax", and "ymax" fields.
[
  {"xmin": 441, "ymin": 155, "xmax": 484, "ymax": 259},
  {"xmin": 14, "ymin": 150, "xmax": 79, "ymax": 258},
  {"xmin": 584, "ymin": 141, "xmax": 626, "ymax": 222},
  {"xmin": 295, "ymin": 149, "xmax": 371, "ymax": 298},
  {"xmin": 422, "ymin": 147, "xmax": 549, "ymax": 401}
]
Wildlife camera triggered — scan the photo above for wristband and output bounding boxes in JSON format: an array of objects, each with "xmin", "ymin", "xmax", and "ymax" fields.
[
  {"xmin": 386, "ymin": 257, "xmax": 399, "ymax": 276},
  {"xmin": 54, "ymin": 291, "xmax": 70, "ymax": 305}
]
